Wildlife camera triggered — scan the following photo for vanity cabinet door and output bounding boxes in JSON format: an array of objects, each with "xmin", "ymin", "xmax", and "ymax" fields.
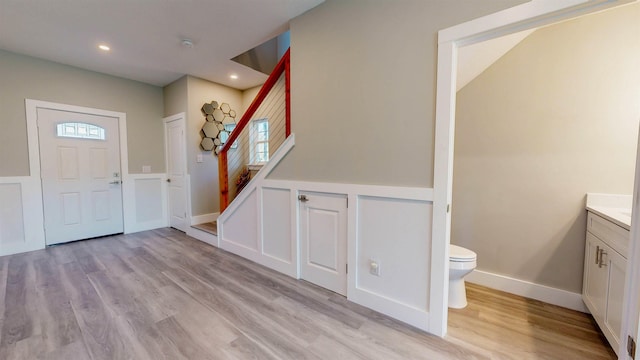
[
  {"xmin": 582, "ymin": 233, "xmax": 607, "ymax": 324},
  {"xmin": 603, "ymin": 243, "xmax": 627, "ymax": 350}
]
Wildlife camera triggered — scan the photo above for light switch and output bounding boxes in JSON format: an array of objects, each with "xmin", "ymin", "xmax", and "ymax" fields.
[{"xmin": 196, "ymin": 154, "xmax": 204, "ymax": 163}]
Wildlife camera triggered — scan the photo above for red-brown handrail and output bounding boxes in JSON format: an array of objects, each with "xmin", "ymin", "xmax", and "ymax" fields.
[{"xmin": 218, "ymin": 48, "xmax": 291, "ymax": 211}]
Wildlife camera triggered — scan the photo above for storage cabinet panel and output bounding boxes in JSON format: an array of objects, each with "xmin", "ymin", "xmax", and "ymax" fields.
[
  {"xmin": 604, "ymin": 247, "xmax": 627, "ymax": 347},
  {"xmin": 582, "ymin": 211, "xmax": 628, "ymax": 356},
  {"xmin": 583, "ymin": 233, "xmax": 608, "ymax": 323}
]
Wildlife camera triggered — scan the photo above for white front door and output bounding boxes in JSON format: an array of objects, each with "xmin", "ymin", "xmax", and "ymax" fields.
[
  {"xmin": 164, "ymin": 114, "xmax": 188, "ymax": 232},
  {"xmin": 37, "ymin": 108, "xmax": 124, "ymax": 245},
  {"xmin": 299, "ymin": 191, "xmax": 348, "ymax": 295}
]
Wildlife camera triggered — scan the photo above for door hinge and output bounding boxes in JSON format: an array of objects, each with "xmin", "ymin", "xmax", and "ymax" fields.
[
  {"xmin": 629, "ymin": 335, "xmax": 636, "ymax": 359},
  {"xmin": 346, "ymin": 264, "xmax": 348, "ymax": 274},
  {"xmin": 346, "ymin": 198, "xmax": 348, "ymax": 208}
]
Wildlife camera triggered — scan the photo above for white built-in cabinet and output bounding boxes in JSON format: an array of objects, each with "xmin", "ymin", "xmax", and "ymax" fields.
[{"xmin": 583, "ymin": 212, "xmax": 628, "ymax": 356}]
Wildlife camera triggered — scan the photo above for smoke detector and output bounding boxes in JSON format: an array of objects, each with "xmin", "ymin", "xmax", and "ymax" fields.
[{"xmin": 181, "ymin": 39, "xmax": 194, "ymax": 48}]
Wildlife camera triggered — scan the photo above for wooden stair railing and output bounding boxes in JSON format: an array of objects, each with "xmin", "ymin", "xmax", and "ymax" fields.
[{"xmin": 218, "ymin": 48, "xmax": 291, "ymax": 212}]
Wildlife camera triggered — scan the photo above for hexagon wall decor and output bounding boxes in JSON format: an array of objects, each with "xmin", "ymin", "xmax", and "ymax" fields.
[{"xmin": 200, "ymin": 101, "xmax": 237, "ymax": 154}]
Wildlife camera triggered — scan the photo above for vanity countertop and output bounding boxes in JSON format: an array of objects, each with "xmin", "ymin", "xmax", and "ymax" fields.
[
  {"xmin": 586, "ymin": 193, "xmax": 632, "ymax": 231},
  {"xmin": 586, "ymin": 205, "xmax": 631, "ymax": 230}
]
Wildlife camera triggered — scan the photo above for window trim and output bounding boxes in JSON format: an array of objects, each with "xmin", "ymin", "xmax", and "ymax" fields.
[{"xmin": 249, "ymin": 118, "xmax": 269, "ymax": 165}]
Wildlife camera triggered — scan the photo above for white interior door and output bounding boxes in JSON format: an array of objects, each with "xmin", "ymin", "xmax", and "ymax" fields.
[
  {"xmin": 37, "ymin": 108, "xmax": 124, "ymax": 245},
  {"xmin": 299, "ymin": 191, "xmax": 347, "ymax": 295},
  {"xmin": 164, "ymin": 115, "xmax": 188, "ymax": 232}
]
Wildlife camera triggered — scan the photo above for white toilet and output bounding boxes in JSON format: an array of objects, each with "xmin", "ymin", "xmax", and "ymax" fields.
[{"xmin": 449, "ymin": 244, "xmax": 477, "ymax": 309}]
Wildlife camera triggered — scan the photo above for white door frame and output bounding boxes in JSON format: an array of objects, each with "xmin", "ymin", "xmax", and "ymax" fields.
[
  {"xmin": 25, "ymin": 99, "xmax": 134, "ymax": 240},
  {"xmin": 163, "ymin": 112, "xmax": 190, "ymax": 231},
  {"xmin": 430, "ymin": 0, "xmax": 638, "ymax": 345}
]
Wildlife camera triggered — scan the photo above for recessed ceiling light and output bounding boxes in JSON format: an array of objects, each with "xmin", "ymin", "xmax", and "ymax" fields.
[
  {"xmin": 230, "ymin": 74, "xmax": 238, "ymax": 80},
  {"xmin": 98, "ymin": 44, "xmax": 110, "ymax": 51}
]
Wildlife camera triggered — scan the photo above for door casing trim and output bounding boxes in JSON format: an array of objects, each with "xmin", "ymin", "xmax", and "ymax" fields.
[{"xmin": 25, "ymin": 99, "xmax": 132, "ymax": 241}]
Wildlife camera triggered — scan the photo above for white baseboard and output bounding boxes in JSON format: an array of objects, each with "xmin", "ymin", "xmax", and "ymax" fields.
[
  {"xmin": 191, "ymin": 212, "xmax": 219, "ymax": 225},
  {"xmin": 466, "ymin": 270, "xmax": 588, "ymax": 313}
]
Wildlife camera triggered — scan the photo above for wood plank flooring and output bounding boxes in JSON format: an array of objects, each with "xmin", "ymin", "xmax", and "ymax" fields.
[{"xmin": 0, "ymin": 228, "xmax": 615, "ymax": 359}]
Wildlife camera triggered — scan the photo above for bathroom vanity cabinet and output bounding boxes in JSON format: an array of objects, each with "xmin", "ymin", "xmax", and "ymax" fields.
[{"xmin": 583, "ymin": 211, "xmax": 628, "ymax": 355}]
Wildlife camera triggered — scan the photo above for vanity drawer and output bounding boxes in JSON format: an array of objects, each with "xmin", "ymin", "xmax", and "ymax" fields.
[{"xmin": 587, "ymin": 212, "xmax": 629, "ymax": 258}]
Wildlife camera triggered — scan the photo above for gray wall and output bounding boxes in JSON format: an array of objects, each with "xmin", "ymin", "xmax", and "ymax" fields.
[
  {"xmin": 269, "ymin": 0, "xmax": 527, "ymax": 186},
  {"xmin": 163, "ymin": 76, "xmax": 187, "ymax": 119},
  {"xmin": 452, "ymin": 4, "xmax": 640, "ymax": 293},
  {"xmin": 163, "ymin": 76, "xmax": 243, "ymax": 217},
  {"xmin": 0, "ymin": 49, "xmax": 164, "ymax": 176}
]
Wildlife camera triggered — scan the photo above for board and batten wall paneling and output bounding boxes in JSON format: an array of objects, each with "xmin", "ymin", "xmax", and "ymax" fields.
[
  {"xmin": 219, "ymin": 177, "xmax": 435, "ymax": 331},
  {"xmin": 0, "ymin": 173, "xmax": 166, "ymax": 258},
  {"xmin": 352, "ymin": 195, "xmax": 433, "ymax": 330},
  {"xmin": 0, "ymin": 177, "xmax": 45, "ymax": 256},
  {"xmin": 217, "ymin": 134, "xmax": 434, "ymax": 331},
  {"xmin": 0, "ymin": 183, "xmax": 25, "ymax": 243},
  {"xmin": 220, "ymin": 188, "xmax": 260, "ymax": 254},
  {"xmin": 124, "ymin": 173, "xmax": 168, "ymax": 233},
  {"xmin": 261, "ymin": 187, "xmax": 293, "ymax": 264}
]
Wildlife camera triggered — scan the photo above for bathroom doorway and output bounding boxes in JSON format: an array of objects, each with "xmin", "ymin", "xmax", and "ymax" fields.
[{"xmin": 432, "ymin": 0, "xmax": 640, "ymax": 357}]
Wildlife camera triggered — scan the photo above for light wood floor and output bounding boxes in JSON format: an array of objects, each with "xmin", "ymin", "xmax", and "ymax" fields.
[{"xmin": 0, "ymin": 228, "xmax": 615, "ymax": 359}]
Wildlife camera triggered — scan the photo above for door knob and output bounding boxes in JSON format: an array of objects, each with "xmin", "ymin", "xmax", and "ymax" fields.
[
  {"xmin": 167, "ymin": 179, "xmax": 171, "ymax": 183},
  {"xmin": 109, "ymin": 180, "xmax": 121, "ymax": 185},
  {"xmin": 298, "ymin": 194, "xmax": 309, "ymax": 202}
]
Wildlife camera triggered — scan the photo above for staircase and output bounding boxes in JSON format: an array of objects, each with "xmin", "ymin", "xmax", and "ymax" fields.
[
  {"xmin": 192, "ymin": 220, "xmax": 217, "ymax": 236},
  {"xmin": 218, "ymin": 48, "xmax": 290, "ymax": 211},
  {"xmin": 187, "ymin": 49, "xmax": 290, "ymax": 248}
]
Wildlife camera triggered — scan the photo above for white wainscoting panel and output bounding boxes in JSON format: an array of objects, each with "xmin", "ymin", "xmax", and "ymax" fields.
[
  {"xmin": 220, "ymin": 188, "xmax": 259, "ymax": 254},
  {"xmin": 218, "ymin": 136, "xmax": 298, "ymax": 277},
  {"xmin": 123, "ymin": 173, "xmax": 168, "ymax": 233},
  {"xmin": 135, "ymin": 178, "xmax": 163, "ymax": 223},
  {"xmin": 261, "ymin": 187, "xmax": 293, "ymax": 264},
  {"xmin": 352, "ymin": 195, "xmax": 433, "ymax": 330},
  {"xmin": 260, "ymin": 179, "xmax": 434, "ymax": 331},
  {"xmin": 0, "ymin": 183, "xmax": 25, "ymax": 243},
  {"xmin": 0, "ymin": 177, "xmax": 45, "ymax": 256},
  {"xmin": 1, "ymin": 169, "xmax": 167, "ymax": 257}
]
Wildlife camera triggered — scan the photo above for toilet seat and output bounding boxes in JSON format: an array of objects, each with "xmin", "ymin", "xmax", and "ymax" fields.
[{"xmin": 450, "ymin": 244, "xmax": 477, "ymax": 262}]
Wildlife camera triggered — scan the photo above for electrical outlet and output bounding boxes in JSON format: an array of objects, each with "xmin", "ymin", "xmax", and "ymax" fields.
[
  {"xmin": 369, "ymin": 259, "xmax": 380, "ymax": 276},
  {"xmin": 196, "ymin": 154, "xmax": 203, "ymax": 163}
]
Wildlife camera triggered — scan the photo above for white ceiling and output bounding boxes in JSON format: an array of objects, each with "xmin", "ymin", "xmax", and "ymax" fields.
[{"xmin": 0, "ymin": 0, "xmax": 323, "ymax": 90}]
